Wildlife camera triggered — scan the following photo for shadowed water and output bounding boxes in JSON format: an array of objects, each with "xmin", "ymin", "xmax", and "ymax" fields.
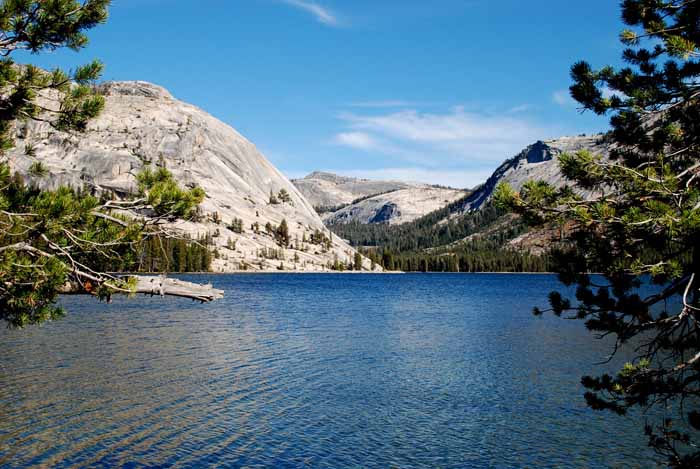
[{"xmin": 0, "ymin": 274, "xmax": 659, "ymax": 467}]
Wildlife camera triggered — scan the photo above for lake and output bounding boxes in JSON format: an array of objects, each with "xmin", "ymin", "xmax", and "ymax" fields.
[{"xmin": 0, "ymin": 274, "xmax": 658, "ymax": 468}]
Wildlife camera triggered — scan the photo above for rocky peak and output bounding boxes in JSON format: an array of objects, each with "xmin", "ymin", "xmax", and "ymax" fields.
[
  {"xmin": 98, "ymin": 81, "xmax": 174, "ymax": 100},
  {"xmin": 463, "ymin": 134, "xmax": 606, "ymax": 210},
  {"xmin": 303, "ymin": 171, "xmax": 354, "ymax": 183},
  {"xmin": 524, "ymin": 140, "xmax": 554, "ymax": 164}
]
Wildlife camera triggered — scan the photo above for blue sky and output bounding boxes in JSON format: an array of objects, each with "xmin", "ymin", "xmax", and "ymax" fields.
[{"xmin": 25, "ymin": 0, "xmax": 626, "ymax": 188}]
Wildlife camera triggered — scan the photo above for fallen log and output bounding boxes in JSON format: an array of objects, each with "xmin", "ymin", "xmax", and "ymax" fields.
[
  {"xmin": 132, "ymin": 275, "xmax": 224, "ymax": 302},
  {"xmin": 60, "ymin": 275, "xmax": 224, "ymax": 302}
]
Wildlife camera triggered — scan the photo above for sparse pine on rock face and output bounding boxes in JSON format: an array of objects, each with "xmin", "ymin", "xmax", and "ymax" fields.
[{"xmin": 7, "ymin": 80, "xmax": 372, "ymax": 272}]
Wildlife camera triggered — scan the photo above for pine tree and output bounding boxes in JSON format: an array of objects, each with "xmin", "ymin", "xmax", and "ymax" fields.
[
  {"xmin": 496, "ymin": 2, "xmax": 700, "ymax": 465},
  {"xmin": 382, "ymin": 251, "xmax": 394, "ymax": 271},
  {"xmin": 277, "ymin": 188, "xmax": 292, "ymax": 203},
  {"xmin": 354, "ymin": 252, "xmax": 363, "ymax": 271},
  {"xmin": 0, "ymin": 0, "xmax": 111, "ymax": 151},
  {"xmin": 228, "ymin": 217, "xmax": 244, "ymax": 234},
  {"xmin": 276, "ymin": 219, "xmax": 290, "ymax": 247},
  {"xmin": 0, "ymin": 1, "xmax": 208, "ymax": 328}
]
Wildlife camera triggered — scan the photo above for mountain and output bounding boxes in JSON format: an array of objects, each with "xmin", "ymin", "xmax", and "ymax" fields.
[
  {"xmin": 298, "ymin": 136, "xmax": 603, "ymax": 231},
  {"xmin": 7, "ymin": 81, "xmax": 373, "ymax": 272},
  {"xmin": 292, "ymin": 171, "xmax": 415, "ymax": 210},
  {"xmin": 323, "ymin": 187, "xmax": 467, "ymax": 225},
  {"xmin": 328, "ymin": 134, "xmax": 610, "ymax": 272},
  {"xmin": 293, "ymin": 171, "xmax": 466, "ymax": 225},
  {"xmin": 462, "ymin": 135, "xmax": 607, "ymax": 211}
]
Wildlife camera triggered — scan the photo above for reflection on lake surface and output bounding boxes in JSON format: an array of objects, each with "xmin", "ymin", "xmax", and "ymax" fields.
[{"xmin": 0, "ymin": 274, "xmax": 657, "ymax": 467}]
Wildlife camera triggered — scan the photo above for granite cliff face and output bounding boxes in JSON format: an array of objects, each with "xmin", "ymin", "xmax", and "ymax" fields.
[
  {"xmin": 7, "ymin": 81, "xmax": 373, "ymax": 272},
  {"xmin": 322, "ymin": 186, "xmax": 466, "ymax": 225},
  {"xmin": 292, "ymin": 171, "xmax": 415, "ymax": 210},
  {"xmin": 293, "ymin": 172, "xmax": 466, "ymax": 225},
  {"xmin": 463, "ymin": 135, "xmax": 607, "ymax": 211}
]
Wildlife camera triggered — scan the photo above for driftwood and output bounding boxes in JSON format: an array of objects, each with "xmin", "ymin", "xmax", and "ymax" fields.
[
  {"xmin": 61, "ymin": 275, "xmax": 224, "ymax": 303},
  {"xmin": 132, "ymin": 275, "xmax": 224, "ymax": 302}
]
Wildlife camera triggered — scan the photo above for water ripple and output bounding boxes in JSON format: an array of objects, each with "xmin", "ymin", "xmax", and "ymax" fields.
[{"xmin": 0, "ymin": 274, "xmax": 661, "ymax": 468}]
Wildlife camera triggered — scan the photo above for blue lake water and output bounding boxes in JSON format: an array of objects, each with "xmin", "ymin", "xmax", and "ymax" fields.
[{"xmin": 0, "ymin": 274, "xmax": 659, "ymax": 467}]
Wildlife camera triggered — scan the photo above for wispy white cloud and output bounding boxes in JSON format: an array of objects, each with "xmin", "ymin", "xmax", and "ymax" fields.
[
  {"xmin": 282, "ymin": 0, "xmax": 338, "ymax": 26},
  {"xmin": 327, "ymin": 104, "xmax": 561, "ymax": 188},
  {"xmin": 333, "ymin": 132, "xmax": 380, "ymax": 151},
  {"xmin": 341, "ymin": 107, "xmax": 539, "ymax": 144},
  {"xmin": 552, "ymin": 89, "xmax": 576, "ymax": 107},
  {"xmin": 331, "ymin": 131, "xmax": 430, "ymax": 165},
  {"xmin": 334, "ymin": 106, "xmax": 546, "ymax": 164}
]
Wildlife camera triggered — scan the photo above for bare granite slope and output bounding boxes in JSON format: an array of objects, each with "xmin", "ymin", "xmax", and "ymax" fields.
[
  {"xmin": 6, "ymin": 81, "xmax": 374, "ymax": 272},
  {"xmin": 293, "ymin": 171, "xmax": 466, "ymax": 225},
  {"xmin": 292, "ymin": 171, "xmax": 415, "ymax": 209},
  {"xmin": 323, "ymin": 187, "xmax": 466, "ymax": 225},
  {"xmin": 463, "ymin": 135, "xmax": 608, "ymax": 211}
]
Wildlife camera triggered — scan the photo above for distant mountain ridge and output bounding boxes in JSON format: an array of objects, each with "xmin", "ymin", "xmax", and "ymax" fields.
[
  {"xmin": 292, "ymin": 171, "xmax": 418, "ymax": 210},
  {"xmin": 323, "ymin": 187, "xmax": 467, "ymax": 225},
  {"xmin": 292, "ymin": 171, "xmax": 466, "ymax": 225}
]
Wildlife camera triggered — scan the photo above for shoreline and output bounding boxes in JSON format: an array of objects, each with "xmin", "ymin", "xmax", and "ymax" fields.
[{"xmin": 132, "ymin": 271, "xmax": 561, "ymax": 275}]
